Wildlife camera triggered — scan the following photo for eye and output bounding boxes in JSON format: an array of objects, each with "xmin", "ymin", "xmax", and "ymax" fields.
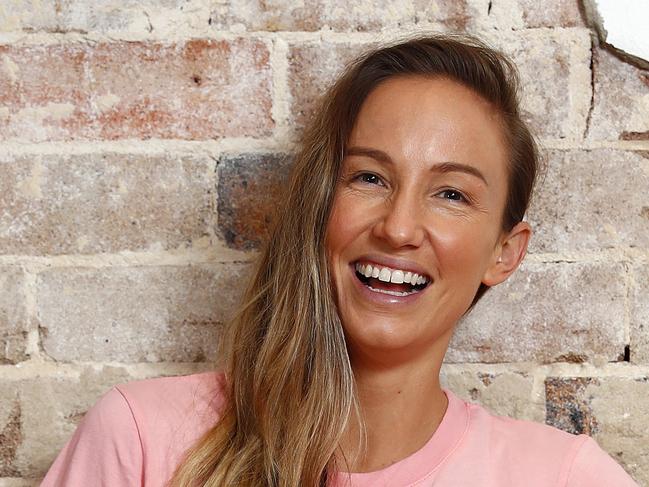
[
  {"xmin": 437, "ymin": 189, "xmax": 468, "ymax": 203},
  {"xmin": 353, "ymin": 172, "xmax": 384, "ymax": 186}
]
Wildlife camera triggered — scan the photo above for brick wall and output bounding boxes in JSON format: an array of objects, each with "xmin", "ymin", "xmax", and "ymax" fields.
[{"xmin": 1, "ymin": 1, "xmax": 648, "ymax": 484}]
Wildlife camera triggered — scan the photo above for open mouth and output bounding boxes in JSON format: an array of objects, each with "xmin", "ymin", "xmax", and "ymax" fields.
[{"xmin": 354, "ymin": 262, "xmax": 430, "ymax": 297}]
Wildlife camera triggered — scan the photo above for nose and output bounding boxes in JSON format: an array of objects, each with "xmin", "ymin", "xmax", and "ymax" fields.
[{"xmin": 371, "ymin": 190, "xmax": 425, "ymax": 248}]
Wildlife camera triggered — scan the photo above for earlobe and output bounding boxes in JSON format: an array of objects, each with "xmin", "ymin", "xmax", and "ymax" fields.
[{"xmin": 482, "ymin": 221, "xmax": 532, "ymax": 287}]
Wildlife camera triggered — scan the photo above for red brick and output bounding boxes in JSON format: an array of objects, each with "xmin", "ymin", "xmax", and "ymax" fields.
[
  {"xmin": 0, "ymin": 39, "xmax": 273, "ymax": 141},
  {"xmin": 217, "ymin": 153, "xmax": 292, "ymax": 250},
  {"xmin": 0, "ymin": 153, "xmax": 215, "ymax": 255},
  {"xmin": 447, "ymin": 261, "xmax": 627, "ymax": 363}
]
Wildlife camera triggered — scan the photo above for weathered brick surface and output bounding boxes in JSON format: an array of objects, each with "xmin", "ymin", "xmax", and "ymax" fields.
[
  {"xmin": 488, "ymin": 29, "xmax": 591, "ymax": 140},
  {"xmin": 0, "ymin": 39, "xmax": 273, "ymax": 141},
  {"xmin": 0, "ymin": 153, "xmax": 215, "ymax": 255},
  {"xmin": 0, "ymin": 382, "xmax": 20, "ymax": 476},
  {"xmin": 0, "ymin": 0, "xmax": 585, "ymax": 34},
  {"xmin": 588, "ymin": 49, "xmax": 649, "ymax": 141},
  {"xmin": 441, "ymin": 368, "xmax": 543, "ymax": 421},
  {"xmin": 217, "ymin": 153, "xmax": 292, "ymax": 250},
  {"xmin": 37, "ymin": 264, "xmax": 250, "ymax": 362},
  {"xmin": 288, "ymin": 30, "xmax": 591, "ymax": 140},
  {"xmin": 0, "ymin": 0, "xmax": 59, "ymax": 32},
  {"xmin": 631, "ymin": 263, "xmax": 649, "ymax": 364},
  {"xmin": 0, "ymin": 268, "xmax": 29, "ymax": 364},
  {"xmin": 545, "ymin": 377, "xmax": 599, "ymax": 435},
  {"xmin": 0, "ymin": 0, "xmax": 206, "ymax": 34},
  {"xmin": 1, "ymin": 1, "xmax": 647, "ymax": 484},
  {"xmin": 545, "ymin": 377, "xmax": 648, "ymax": 484},
  {"xmin": 287, "ymin": 42, "xmax": 367, "ymax": 131},
  {"xmin": 527, "ymin": 150, "xmax": 649, "ymax": 253},
  {"xmin": 0, "ymin": 479, "xmax": 40, "ymax": 486},
  {"xmin": 447, "ymin": 261, "xmax": 627, "ymax": 363},
  {"xmin": 13, "ymin": 367, "xmax": 132, "ymax": 477},
  {"xmin": 479, "ymin": 0, "xmax": 584, "ymax": 29},
  {"xmin": 211, "ymin": 0, "xmax": 476, "ymax": 32}
]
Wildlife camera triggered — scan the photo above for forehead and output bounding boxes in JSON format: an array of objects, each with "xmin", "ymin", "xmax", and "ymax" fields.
[{"xmin": 349, "ymin": 76, "xmax": 510, "ymax": 187}]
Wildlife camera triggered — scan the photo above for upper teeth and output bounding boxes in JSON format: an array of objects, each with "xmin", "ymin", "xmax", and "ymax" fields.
[{"xmin": 354, "ymin": 262, "xmax": 430, "ymax": 286}]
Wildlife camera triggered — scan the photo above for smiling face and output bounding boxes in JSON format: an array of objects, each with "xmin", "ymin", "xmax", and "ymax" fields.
[{"xmin": 325, "ymin": 75, "xmax": 530, "ymax": 367}]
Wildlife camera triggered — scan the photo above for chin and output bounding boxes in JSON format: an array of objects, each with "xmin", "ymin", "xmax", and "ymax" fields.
[{"xmin": 342, "ymin": 317, "xmax": 454, "ymax": 366}]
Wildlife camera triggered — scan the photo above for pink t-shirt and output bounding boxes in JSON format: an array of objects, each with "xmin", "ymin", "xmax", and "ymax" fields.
[{"xmin": 41, "ymin": 371, "xmax": 639, "ymax": 487}]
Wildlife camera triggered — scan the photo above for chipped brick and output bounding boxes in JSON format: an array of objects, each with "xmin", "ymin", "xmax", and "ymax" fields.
[
  {"xmin": 588, "ymin": 49, "xmax": 649, "ymax": 141},
  {"xmin": 442, "ymin": 368, "xmax": 542, "ymax": 421}
]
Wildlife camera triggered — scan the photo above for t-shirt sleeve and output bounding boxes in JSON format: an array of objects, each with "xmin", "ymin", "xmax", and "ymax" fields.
[
  {"xmin": 40, "ymin": 387, "xmax": 144, "ymax": 487},
  {"xmin": 566, "ymin": 435, "xmax": 639, "ymax": 487}
]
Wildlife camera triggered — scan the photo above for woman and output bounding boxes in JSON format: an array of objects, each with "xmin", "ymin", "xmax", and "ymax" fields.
[{"xmin": 41, "ymin": 34, "xmax": 639, "ymax": 486}]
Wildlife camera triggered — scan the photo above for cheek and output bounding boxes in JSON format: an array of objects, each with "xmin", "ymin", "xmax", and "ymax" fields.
[
  {"xmin": 325, "ymin": 193, "xmax": 369, "ymax": 257},
  {"xmin": 430, "ymin": 219, "xmax": 495, "ymax": 275}
]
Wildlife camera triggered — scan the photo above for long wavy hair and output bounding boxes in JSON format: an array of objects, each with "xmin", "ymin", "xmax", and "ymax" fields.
[{"xmin": 170, "ymin": 33, "xmax": 538, "ymax": 487}]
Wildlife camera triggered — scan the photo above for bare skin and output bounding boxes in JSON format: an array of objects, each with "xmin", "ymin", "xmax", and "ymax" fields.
[{"xmin": 326, "ymin": 76, "xmax": 531, "ymax": 472}]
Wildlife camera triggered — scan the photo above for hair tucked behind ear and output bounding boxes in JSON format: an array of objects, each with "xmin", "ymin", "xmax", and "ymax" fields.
[{"xmin": 170, "ymin": 33, "xmax": 538, "ymax": 487}]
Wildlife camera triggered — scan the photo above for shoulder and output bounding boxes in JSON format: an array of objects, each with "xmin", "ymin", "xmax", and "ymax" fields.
[
  {"xmin": 41, "ymin": 387, "xmax": 144, "ymax": 486},
  {"xmin": 114, "ymin": 370, "xmax": 227, "ymax": 420},
  {"xmin": 566, "ymin": 435, "xmax": 639, "ymax": 486},
  {"xmin": 462, "ymin": 399, "xmax": 638, "ymax": 486},
  {"xmin": 42, "ymin": 371, "xmax": 228, "ymax": 487},
  {"xmin": 113, "ymin": 371, "xmax": 227, "ymax": 464}
]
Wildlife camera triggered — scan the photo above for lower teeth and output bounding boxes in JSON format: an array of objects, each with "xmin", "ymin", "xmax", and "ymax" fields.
[{"xmin": 367, "ymin": 285, "xmax": 418, "ymax": 297}]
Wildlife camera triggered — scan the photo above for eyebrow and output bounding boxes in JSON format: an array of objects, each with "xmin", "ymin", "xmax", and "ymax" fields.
[{"xmin": 345, "ymin": 146, "xmax": 489, "ymax": 186}]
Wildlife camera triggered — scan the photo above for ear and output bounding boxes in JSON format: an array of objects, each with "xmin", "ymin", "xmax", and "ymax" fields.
[{"xmin": 482, "ymin": 221, "xmax": 532, "ymax": 287}]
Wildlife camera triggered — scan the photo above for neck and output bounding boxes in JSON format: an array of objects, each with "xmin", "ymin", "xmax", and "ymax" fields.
[{"xmin": 338, "ymin": 345, "xmax": 449, "ymax": 473}]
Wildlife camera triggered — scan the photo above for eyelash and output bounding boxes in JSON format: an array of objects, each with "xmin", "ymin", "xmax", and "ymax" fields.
[
  {"xmin": 351, "ymin": 172, "xmax": 470, "ymax": 204},
  {"xmin": 353, "ymin": 172, "xmax": 385, "ymax": 186}
]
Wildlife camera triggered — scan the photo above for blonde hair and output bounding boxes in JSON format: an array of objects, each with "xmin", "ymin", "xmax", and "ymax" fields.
[{"xmin": 170, "ymin": 33, "xmax": 538, "ymax": 486}]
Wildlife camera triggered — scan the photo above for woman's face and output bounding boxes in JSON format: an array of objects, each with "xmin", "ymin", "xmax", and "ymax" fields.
[{"xmin": 325, "ymin": 76, "xmax": 528, "ymax": 366}]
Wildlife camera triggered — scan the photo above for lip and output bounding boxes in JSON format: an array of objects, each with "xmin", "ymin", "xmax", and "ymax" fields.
[
  {"xmin": 352, "ymin": 253, "xmax": 432, "ymax": 280},
  {"xmin": 349, "ymin": 262, "xmax": 430, "ymax": 306}
]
